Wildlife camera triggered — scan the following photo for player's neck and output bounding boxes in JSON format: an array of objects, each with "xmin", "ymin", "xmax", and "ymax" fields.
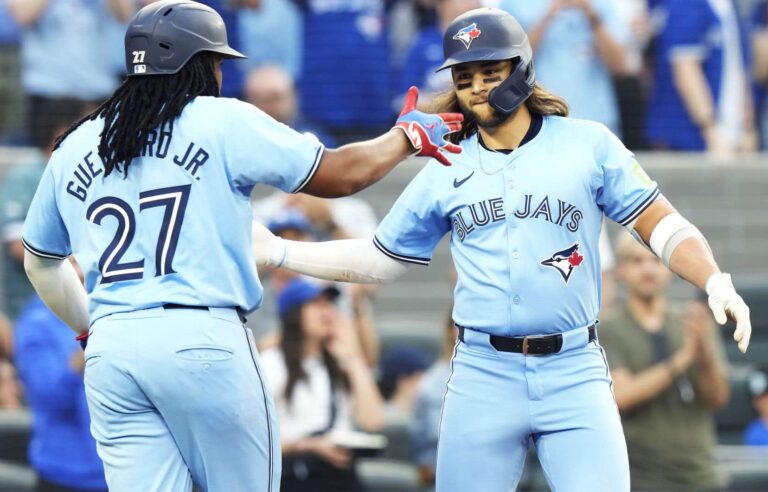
[
  {"xmin": 478, "ymin": 105, "xmax": 532, "ymax": 150},
  {"xmin": 627, "ymin": 295, "xmax": 667, "ymax": 332}
]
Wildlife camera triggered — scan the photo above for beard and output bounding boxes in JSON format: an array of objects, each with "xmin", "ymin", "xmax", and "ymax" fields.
[{"xmin": 457, "ymin": 95, "xmax": 516, "ymax": 129}]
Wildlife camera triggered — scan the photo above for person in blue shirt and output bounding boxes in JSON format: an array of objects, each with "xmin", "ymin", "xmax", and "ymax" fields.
[
  {"xmin": 14, "ymin": 291, "xmax": 108, "ymax": 492},
  {"xmin": 500, "ymin": 0, "xmax": 629, "ymax": 135},
  {"xmin": 6, "ymin": 0, "xmax": 135, "ymax": 147},
  {"xmin": 252, "ymin": 8, "xmax": 753, "ymax": 491},
  {"xmin": 645, "ymin": 0, "xmax": 756, "ymax": 153},
  {"xmin": 744, "ymin": 368, "xmax": 768, "ymax": 446},
  {"xmin": 295, "ymin": 0, "xmax": 397, "ymax": 142},
  {"xmin": 20, "ymin": 2, "xmax": 460, "ymax": 491}
]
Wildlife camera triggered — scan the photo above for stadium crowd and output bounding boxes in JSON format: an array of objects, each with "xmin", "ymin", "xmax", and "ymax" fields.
[{"xmin": 0, "ymin": 0, "xmax": 767, "ymax": 491}]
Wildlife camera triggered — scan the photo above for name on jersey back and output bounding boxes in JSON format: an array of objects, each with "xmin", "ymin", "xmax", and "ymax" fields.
[{"xmin": 65, "ymin": 128, "xmax": 210, "ymax": 202}]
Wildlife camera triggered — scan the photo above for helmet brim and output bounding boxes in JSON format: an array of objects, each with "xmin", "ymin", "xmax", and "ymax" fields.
[{"xmin": 211, "ymin": 45, "xmax": 247, "ymax": 60}]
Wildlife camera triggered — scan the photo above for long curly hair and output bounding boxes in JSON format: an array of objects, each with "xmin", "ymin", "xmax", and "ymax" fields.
[{"xmin": 54, "ymin": 52, "xmax": 220, "ymax": 177}]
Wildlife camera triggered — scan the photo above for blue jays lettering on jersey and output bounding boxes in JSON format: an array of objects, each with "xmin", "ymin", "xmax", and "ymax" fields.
[
  {"xmin": 22, "ymin": 97, "xmax": 324, "ymax": 323},
  {"xmin": 374, "ymin": 115, "xmax": 658, "ymax": 336}
]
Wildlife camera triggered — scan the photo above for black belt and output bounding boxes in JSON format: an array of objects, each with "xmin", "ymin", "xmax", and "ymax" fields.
[
  {"xmin": 456, "ymin": 323, "xmax": 596, "ymax": 355},
  {"xmin": 163, "ymin": 303, "xmax": 247, "ymax": 323}
]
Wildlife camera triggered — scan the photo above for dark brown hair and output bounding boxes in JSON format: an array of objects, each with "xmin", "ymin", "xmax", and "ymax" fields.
[{"xmin": 280, "ymin": 305, "xmax": 348, "ymax": 404}]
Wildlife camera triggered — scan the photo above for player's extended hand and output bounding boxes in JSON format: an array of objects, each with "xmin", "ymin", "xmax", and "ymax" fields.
[
  {"xmin": 706, "ymin": 273, "xmax": 751, "ymax": 353},
  {"xmin": 394, "ymin": 86, "xmax": 463, "ymax": 166}
]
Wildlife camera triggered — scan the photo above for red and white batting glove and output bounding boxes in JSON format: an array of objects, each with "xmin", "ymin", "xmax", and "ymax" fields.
[
  {"xmin": 706, "ymin": 272, "xmax": 751, "ymax": 353},
  {"xmin": 393, "ymin": 86, "xmax": 463, "ymax": 166}
]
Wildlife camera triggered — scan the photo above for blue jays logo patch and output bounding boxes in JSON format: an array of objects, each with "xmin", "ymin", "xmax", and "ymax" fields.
[
  {"xmin": 541, "ymin": 243, "xmax": 585, "ymax": 284},
  {"xmin": 453, "ymin": 23, "xmax": 482, "ymax": 49}
]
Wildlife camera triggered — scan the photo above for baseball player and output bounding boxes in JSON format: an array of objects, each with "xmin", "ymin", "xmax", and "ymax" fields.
[
  {"xmin": 20, "ymin": 2, "xmax": 462, "ymax": 491},
  {"xmin": 251, "ymin": 8, "xmax": 752, "ymax": 492}
]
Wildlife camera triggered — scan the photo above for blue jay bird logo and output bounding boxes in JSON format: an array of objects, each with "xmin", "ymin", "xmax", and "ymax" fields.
[
  {"xmin": 453, "ymin": 23, "xmax": 482, "ymax": 49},
  {"xmin": 541, "ymin": 243, "xmax": 585, "ymax": 284}
]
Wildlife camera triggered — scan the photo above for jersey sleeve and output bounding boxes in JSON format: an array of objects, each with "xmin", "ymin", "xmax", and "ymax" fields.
[
  {"xmin": 21, "ymin": 166, "xmax": 71, "ymax": 260},
  {"xmin": 662, "ymin": 0, "xmax": 710, "ymax": 60},
  {"xmin": 374, "ymin": 164, "xmax": 450, "ymax": 265},
  {"xmin": 222, "ymin": 100, "xmax": 325, "ymax": 193},
  {"xmin": 594, "ymin": 126, "xmax": 660, "ymax": 227}
]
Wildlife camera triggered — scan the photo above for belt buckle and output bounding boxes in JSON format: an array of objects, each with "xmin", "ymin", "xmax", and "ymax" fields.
[{"xmin": 522, "ymin": 337, "xmax": 529, "ymax": 355}]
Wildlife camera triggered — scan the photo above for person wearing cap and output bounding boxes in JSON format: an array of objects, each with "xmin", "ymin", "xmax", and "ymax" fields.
[
  {"xmin": 744, "ymin": 368, "xmax": 768, "ymax": 446},
  {"xmin": 19, "ymin": 1, "xmax": 461, "ymax": 491},
  {"xmin": 252, "ymin": 7, "xmax": 752, "ymax": 491},
  {"xmin": 259, "ymin": 278, "xmax": 384, "ymax": 492}
]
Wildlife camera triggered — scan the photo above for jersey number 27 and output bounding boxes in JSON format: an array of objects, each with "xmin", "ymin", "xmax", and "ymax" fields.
[{"xmin": 86, "ymin": 185, "xmax": 190, "ymax": 284}]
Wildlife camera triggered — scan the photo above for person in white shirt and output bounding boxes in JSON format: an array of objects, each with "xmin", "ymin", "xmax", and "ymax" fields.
[{"xmin": 259, "ymin": 279, "xmax": 384, "ymax": 491}]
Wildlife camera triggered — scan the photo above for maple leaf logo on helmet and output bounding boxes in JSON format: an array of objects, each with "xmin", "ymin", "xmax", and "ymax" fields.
[{"xmin": 453, "ymin": 23, "xmax": 482, "ymax": 49}]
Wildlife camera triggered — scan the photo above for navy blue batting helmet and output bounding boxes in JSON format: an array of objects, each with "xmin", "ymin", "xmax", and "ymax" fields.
[
  {"xmin": 437, "ymin": 8, "xmax": 535, "ymax": 114},
  {"xmin": 125, "ymin": 0, "xmax": 245, "ymax": 77}
]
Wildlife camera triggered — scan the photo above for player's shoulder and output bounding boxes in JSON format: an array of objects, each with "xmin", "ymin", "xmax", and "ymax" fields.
[{"xmin": 543, "ymin": 115, "xmax": 613, "ymax": 139}]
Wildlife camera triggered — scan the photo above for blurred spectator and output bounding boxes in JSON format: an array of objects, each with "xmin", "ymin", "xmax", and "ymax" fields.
[
  {"xmin": 599, "ymin": 232, "xmax": 730, "ymax": 490},
  {"xmin": 0, "ymin": 0, "xmax": 23, "ymax": 143},
  {"xmin": 378, "ymin": 345, "xmax": 430, "ymax": 424},
  {"xmin": 244, "ymin": 63, "xmax": 337, "ymax": 146},
  {"xmin": 744, "ymin": 367, "xmax": 768, "ymax": 446},
  {"xmin": 238, "ymin": 0, "xmax": 303, "ymax": 80},
  {"xmin": 389, "ymin": 0, "xmax": 439, "ymax": 67},
  {"xmin": 14, "ymin": 259, "xmax": 108, "ymax": 491},
  {"xmin": 410, "ymin": 311, "xmax": 457, "ymax": 486},
  {"xmin": 397, "ymin": 0, "xmax": 481, "ymax": 106},
  {"xmin": 7, "ymin": 0, "xmax": 134, "ymax": 147},
  {"xmin": 294, "ymin": 0, "xmax": 396, "ymax": 143},
  {"xmin": 501, "ymin": 0, "xmax": 629, "ymax": 135},
  {"xmin": 645, "ymin": 0, "xmax": 756, "ymax": 155},
  {"xmin": 1, "ymin": 98, "xmax": 86, "ymax": 320},
  {"xmin": 0, "ymin": 310, "xmax": 21, "ymax": 409},
  {"xmin": 752, "ymin": 0, "xmax": 768, "ymax": 148},
  {"xmin": 260, "ymin": 278, "xmax": 384, "ymax": 492},
  {"xmin": 613, "ymin": 0, "xmax": 653, "ymax": 149}
]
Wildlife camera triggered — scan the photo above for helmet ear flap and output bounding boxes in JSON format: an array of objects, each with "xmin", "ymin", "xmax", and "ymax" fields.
[{"xmin": 488, "ymin": 59, "xmax": 535, "ymax": 114}]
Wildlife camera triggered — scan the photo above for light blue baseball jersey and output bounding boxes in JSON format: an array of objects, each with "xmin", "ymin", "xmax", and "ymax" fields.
[
  {"xmin": 375, "ymin": 115, "xmax": 658, "ymax": 336},
  {"xmin": 22, "ymin": 97, "xmax": 324, "ymax": 323}
]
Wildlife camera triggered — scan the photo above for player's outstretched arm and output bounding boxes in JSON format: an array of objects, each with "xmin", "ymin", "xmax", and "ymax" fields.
[
  {"xmin": 633, "ymin": 199, "xmax": 751, "ymax": 353},
  {"xmin": 23, "ymin": 252, "xmax": 89, "ymax": 335},
  {"xmin": 302, "ymin": 87, "xmax": 463, "ymax": 198},
  {"xmin": 252, "ymin": 222, "xmax": 409, "ymax": 284}
]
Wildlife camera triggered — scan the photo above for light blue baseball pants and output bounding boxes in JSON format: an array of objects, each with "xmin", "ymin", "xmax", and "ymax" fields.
[
  {"xmin": 435, "ymin": 325, "xmax": 630, "ymax": 492},
  {"xmin": 83, "ymin": 306, "xmax": 280, "ymax": 492}
]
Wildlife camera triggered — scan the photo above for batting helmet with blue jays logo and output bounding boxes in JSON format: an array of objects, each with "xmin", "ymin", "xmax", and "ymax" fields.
[{"xmin": 437, "ymin": 8, "xmax": 535, "ymax": 115}]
